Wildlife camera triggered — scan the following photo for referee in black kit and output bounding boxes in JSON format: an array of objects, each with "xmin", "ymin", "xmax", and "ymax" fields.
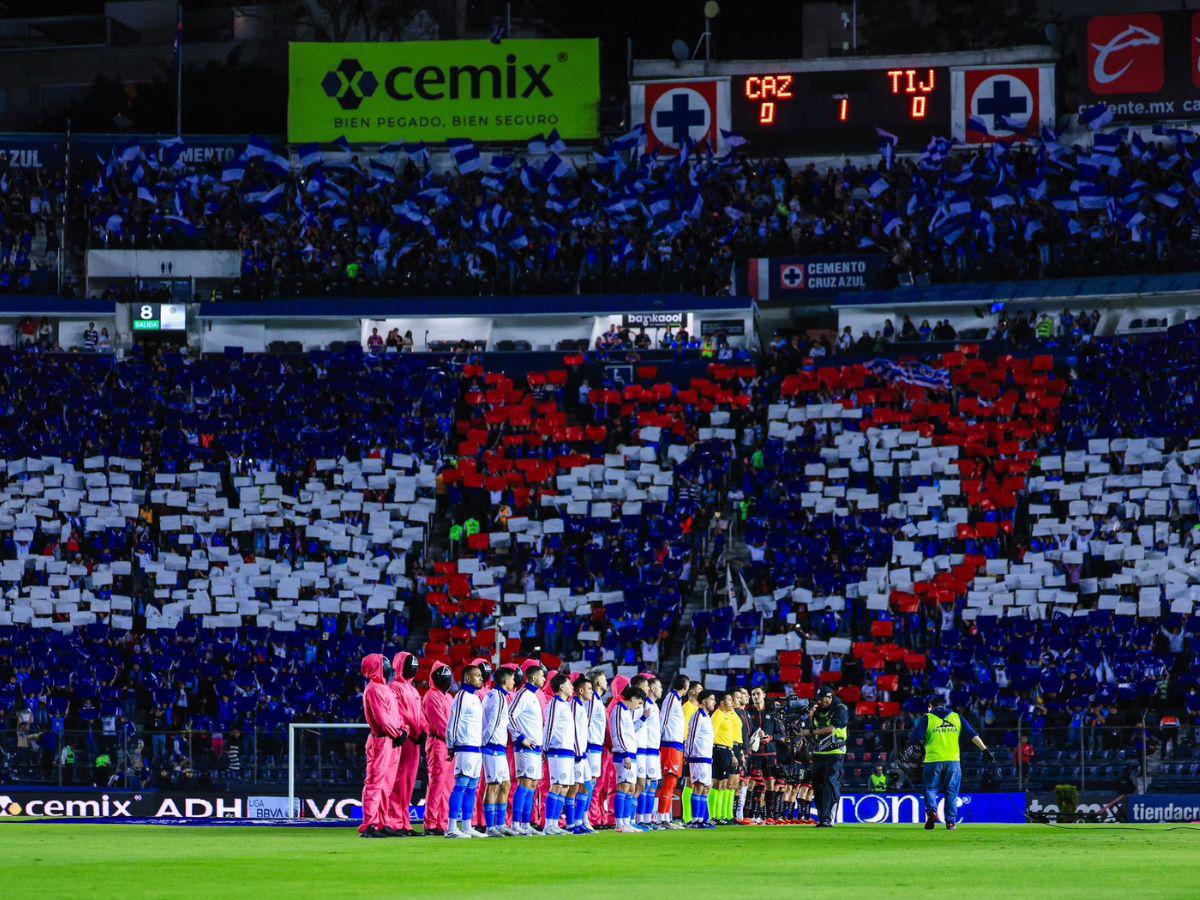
[{"xmin": 803, "ymin": 686, "xmax": 849, "ymax": 827}]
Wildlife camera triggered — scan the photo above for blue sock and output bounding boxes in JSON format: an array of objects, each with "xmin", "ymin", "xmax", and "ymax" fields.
[
  {"xmin": 462, "ymin": 781, "xmax": 479, "ymax": 829},
  {"xmin": 521, "ymin": 787, "xmax": 536, "ymax": 824},
  {"xmin": 546, "ymin": 792, "xmax": 564, "ymax": 825},
  {"xmin": 616, "ymin": 792, "xmax": 627, "ymax": 820},
  {"xmin": 512, "ymin": 786, "xmax": 529, "ymax": 824},
  {"xmin": 690, "ymin": 792, "xmax": 701, "ymax": 820},
  {"xmin": 485, "ymin": 803, "xmax": 497, "ymax": 828},
  {"xmin": 448, "ymin": 785, "xmax": 464, "ymax": 823},
  {"xmin": 564, "ymin": 796, "xmax": 576, "ymax": 827},
  {"xmin": 640, "ymin": 791, "xmax": 652, "ymax": 816},
  {"xmin": 699, "ymin": 795, "xmax": 709, "ymax": 823}
]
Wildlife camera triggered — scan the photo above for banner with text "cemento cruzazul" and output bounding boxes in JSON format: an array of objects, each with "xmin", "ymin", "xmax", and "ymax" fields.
[
  {"xmin": 288, "ymin": 39, "xmax": 599, "ymax": 144},
  {"xmin": 741, "ymin": 254, "xmax": 885, "ymax": 302}
]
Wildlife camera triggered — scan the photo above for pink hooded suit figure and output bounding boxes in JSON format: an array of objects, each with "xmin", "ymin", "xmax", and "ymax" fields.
[
  {"xmin": 359, "ymin": 653, "xmax": 407, "ymax": 836},
  {"xmin": 593, "ymin": 674, "xmax": 629, "ymax": 827},
  {"xmin": 388, "ymin": 651, "xmax": 426, "ymax": 832},
  {"xmin": 421, "ymin": 659, "xmax": 454, "ymax": 834}
]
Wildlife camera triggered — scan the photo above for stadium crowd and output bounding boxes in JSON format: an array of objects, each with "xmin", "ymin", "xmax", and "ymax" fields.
[
  {"xmin": 0, "ymin": 321, "xmax": 1197, "ymax": 804},
  {"xmin": 35, "ymin": 122, "xmax": 1200, "ymax": 302},
  {"xmin": 0, "ymin": 166, "xmax": 60, "ymax": 294}
]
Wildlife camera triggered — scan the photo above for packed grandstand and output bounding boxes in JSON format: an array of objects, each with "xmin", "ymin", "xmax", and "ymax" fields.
[
  {"xmin": 0, "ymin": 48, "xmax": 1199, "ymax": 818},
  {"xmin": 7, "ymin": 118, "xmax": 1200, "ymax": 304},
  {"xmin": 2, "ymin": 306, "xmax": 1199, "ymax": 800}
]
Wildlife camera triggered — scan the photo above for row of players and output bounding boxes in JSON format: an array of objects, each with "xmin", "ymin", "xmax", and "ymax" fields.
[{"xmin": 360, "ymin": 655, "xmax": 819, "ymax": 838}]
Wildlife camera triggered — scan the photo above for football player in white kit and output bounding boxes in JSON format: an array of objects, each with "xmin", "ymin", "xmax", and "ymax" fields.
[
  {"xmin": 508, "ymin": 660, "xmax": 546, "ymax": 835},
  {"xmin": 639, "ymin": 674, "xmax": 664, "ymax": 830},
  {"xmin": 658, "ymin": 673, "xmax": 689, "ymax": 829},
  {"xmin": 583, "ymin": 669, "xmax": 608, "ymax": 830},
  {"xmin": 627, "ymin": 674, "xmax": 650, "ymax": 832},
  {"xmin": 609, "ymin": 683, "xmax": 647, "ymax": 833},
  {"xmin": 685, "ymin": 690, "xmax": 717, "ymax": 829},
  {"xmin": 480, "ymin": 665, "xmax": 517, "ymax": 836},
  {"xmin": 541, "ymin": 672, "xmax": 577, "ymax": 835},
  {"xmin": 568, "ymin": 674, "xmax": 594, "ymax": 834},
  {"xmin": 445, "ymin": 664, "xmax": 485, "ymax": 838}
]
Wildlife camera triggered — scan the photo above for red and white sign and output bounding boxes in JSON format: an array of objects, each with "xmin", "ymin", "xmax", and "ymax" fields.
[
  {"xmin": 951, "ymin": 64, "xmax": 1055, "ymax": 145},
  {"xmin": 630, "ymin": 78, "xmax": 730, "ymax": 154},
  {"xmin": 1191, "ymin": 12, "xmax": 1200, "ymax": 90},
  {"xmin": 779, "ymin": 263, "xmax": 804, "ymax": 290},
  {"xmin": 1087, "ymin": 13, "xmax": 1164, "ymax": 95}
]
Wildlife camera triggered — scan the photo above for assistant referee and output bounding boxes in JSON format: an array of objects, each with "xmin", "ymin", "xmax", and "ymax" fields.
[
  {"xmin": 711, "ymin": 692, "xmax": 742, "ymax": 823},
  {"xmin": 803, "ymin": 686, "xmax": 848, "ymax": 828}
]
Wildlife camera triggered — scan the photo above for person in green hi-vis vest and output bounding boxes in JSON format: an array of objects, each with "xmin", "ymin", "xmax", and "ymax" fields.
[
  {"xmin": 463, "ymin": 518, "xmax": 480, "ymax": 538},
  {"xmin": 803, "ymin": 686, "xmax": 848, "ymax": 827},
  {"xmin": 870, "ymin": 765, "xmax": 888, "ymax": 793},
  {"xmin": 449, "ymin": 523, "xmax": 463, "ymax": 545},
  {"xmin": 910, "ymin": 697, "xmax": 994, "ymax": 830}
]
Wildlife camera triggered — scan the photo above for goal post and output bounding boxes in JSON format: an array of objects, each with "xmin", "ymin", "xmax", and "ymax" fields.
[{"xmin": 288, "ymin": 722, "xmax": 368, "ymax": 819}]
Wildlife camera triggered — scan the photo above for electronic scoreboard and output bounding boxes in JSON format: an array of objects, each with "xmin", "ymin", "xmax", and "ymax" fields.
[{"xmin": 731, "ymin": 65, "xmax": 951, "ymax": 151}]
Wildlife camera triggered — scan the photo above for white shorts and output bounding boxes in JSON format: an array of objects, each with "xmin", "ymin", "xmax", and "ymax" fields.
[
  {"xmin": 587, "ymin": 750, "xmax": 603, "ymax": 781},
  {"xmin": 616, "ymin": 754, "xmax": 639, "ymax": 785},
  {"xmin": 483, "ymin": 751, "xmax": 510, "ymax": 784},
  {"xmin": 636, "ymin": 751, "xmax": 649, "ymax": 779},
  {"xmin": 514, "ymin": 749, "xmax": 543, "ymax": 780},
  {"xmin": 454, "ymin": 750, "xmax": 482, "ymax": 780},
  {"xmin": 574, "ymin": 758, "xmax": 589, "ymax": 784},
  {"xmin": 645, "ymin": 751, "xmax": 662, "ymax": 781},
  {"xmin": 548, "ymin": 754, "xmax": 576, "ymax": 787},
  {"xmin": 690, "ymin": 762, "xmax": 712, "ymax": 788}
]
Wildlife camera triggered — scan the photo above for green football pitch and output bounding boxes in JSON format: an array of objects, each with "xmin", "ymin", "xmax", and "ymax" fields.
[{"xmin": 1, "ymin": 822, "xmax": 1197, "ymax": 899}]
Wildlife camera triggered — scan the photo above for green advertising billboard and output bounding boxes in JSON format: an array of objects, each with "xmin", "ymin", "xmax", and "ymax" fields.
[{"xmin": 288, "ymin": 39, "xmax": 600, "ymax": 144}]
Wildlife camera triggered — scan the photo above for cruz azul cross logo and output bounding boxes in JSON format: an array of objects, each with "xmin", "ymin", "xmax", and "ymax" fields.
[
  {"xmin": 971, "ymin": 76, "xmax": 1032, "ymax": 135},
  {"xmin": 779, "ymin": 264, "xmax": 805, "ymax": 290},
  {"xmin": 321, "ymin": 59, "xmax": 379, "ymax": 110},
  {"xmin": 963, "ymin": 67, "xmax": 1046, "ymax": 143},
  {"xmin": 1087, "ymin": 14, "xmax": 1164, "ymax": 94},
  {"xmin": 643, "ymin": 81, "xmax": 719, "ymax": 153}
]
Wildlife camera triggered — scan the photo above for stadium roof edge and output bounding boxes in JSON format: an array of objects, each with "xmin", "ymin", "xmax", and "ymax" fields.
[
  {"xmin": 0, "ymin": 297, "xmax": 116, "ymax": 315},
  {"xmin": 631, "ymin": 44, "xmax": 1057, "ymax": 79},
  {"xmin": 835, "ymin": 272, "xmax": 1200, "ymax": 307},
  {"xmin": 198, "ymin": 294, "xmax": 754, "ymax": 319}
]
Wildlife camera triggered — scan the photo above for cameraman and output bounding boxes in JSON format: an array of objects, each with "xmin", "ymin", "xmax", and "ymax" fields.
[{"xmin": 802, "ymin": 686, "xmax": 848, "ymax": 828}]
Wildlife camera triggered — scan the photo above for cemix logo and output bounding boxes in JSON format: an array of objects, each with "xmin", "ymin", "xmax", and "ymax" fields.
[
  {"xmin": 0, "ymin": 795, "xmax": 22, "ymax": 816},
  {"xmin": 320, "ymin": 54, "xmax": 555, "ymax": 109},
  {"xmin": 322, "ymin": 59, "xmax": 379, "ymax": 111}
]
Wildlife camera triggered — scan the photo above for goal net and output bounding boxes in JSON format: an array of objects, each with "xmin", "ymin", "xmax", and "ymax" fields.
[{"xmin": 287, "ymin": 723, "xmax": 368, "ymax": 821}]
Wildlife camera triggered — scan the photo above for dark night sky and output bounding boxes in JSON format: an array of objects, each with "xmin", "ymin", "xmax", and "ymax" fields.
[
  {"xmin": 543, "ymin": 0, "xmax": 807, "ymax": 60},
  {"xmin": 0, "ymin": 0, "xmax": 808, "ymax": 60}
]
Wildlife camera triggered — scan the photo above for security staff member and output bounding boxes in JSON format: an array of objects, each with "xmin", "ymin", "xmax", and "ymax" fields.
[
  {"xmin": 802, "ymin": 686, "xmax": 848, "ymax": 827},
  {"xmin": 911, "ymin": 697, "xmax": 993, "ymax": 831},
  {"xmin": 870, "ymin": 766, "xmax": 888, "ymax": 793}
]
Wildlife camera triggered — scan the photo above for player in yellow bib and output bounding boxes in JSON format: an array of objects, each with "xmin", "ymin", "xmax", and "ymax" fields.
[{"xmin": 912, "ymin": 697, "xmax": 993, "ymax": 830}]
